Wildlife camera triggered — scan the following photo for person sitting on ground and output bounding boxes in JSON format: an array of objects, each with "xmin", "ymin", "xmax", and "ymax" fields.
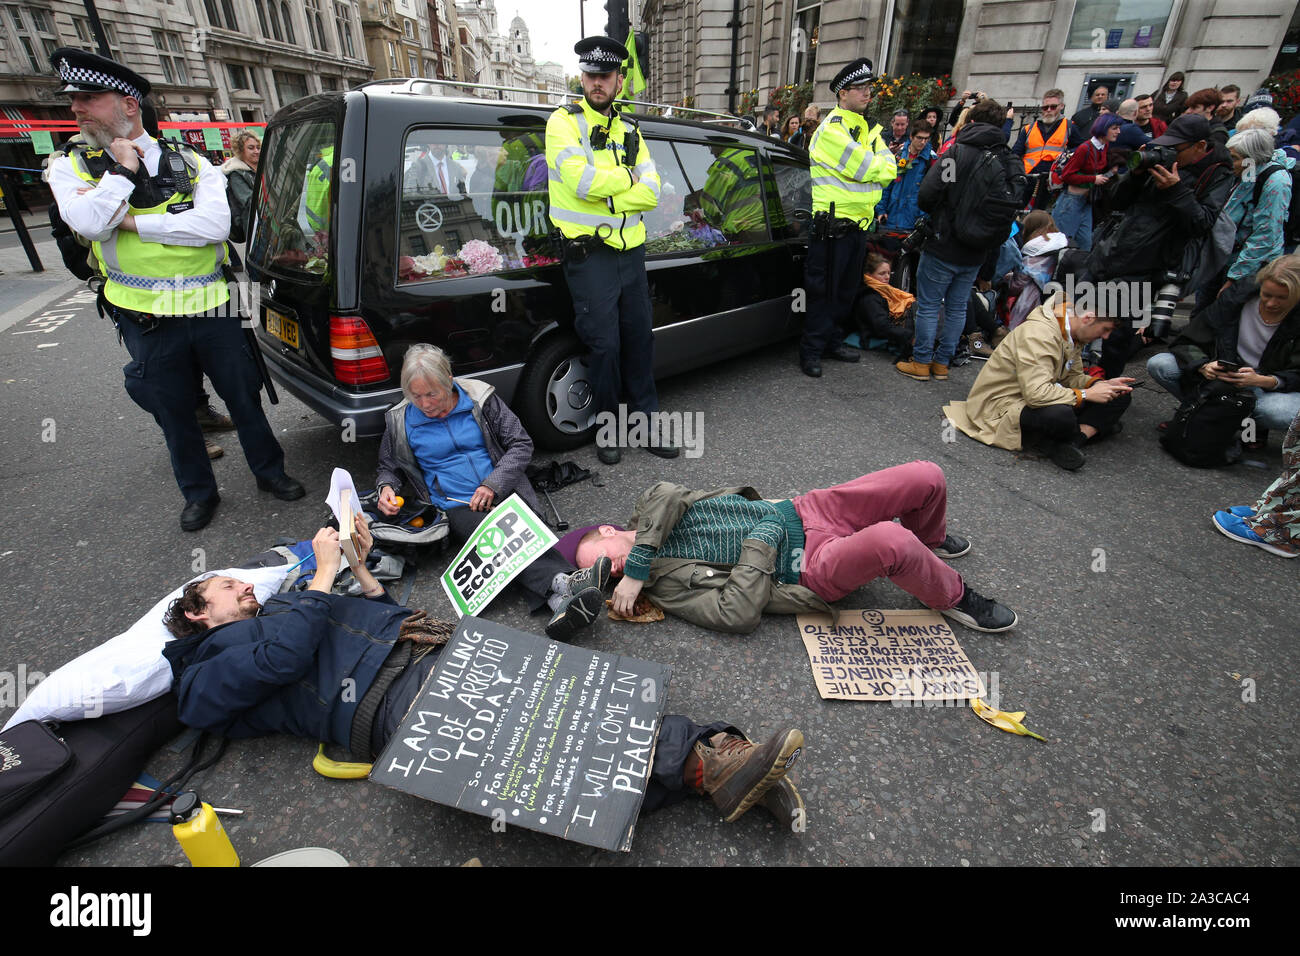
[
  {"xmin": 1212, "ymin": 406, "xmax": 1300, "ymax": 557},
  {"xmin": 374, "ymin": 343, "xmax": 606, "ymax": 639},
  {"xmin": 1005, "ymin": 211, "xmax": 1067, "ymax": 331},
  {"xmin": 943, "ymin": 299, "xmax": 1134, "ymax": 471},
  {"xmin": 1147, "ymin": 254, "xmax": 1300, "ymax": 448},
  {"xmin": 853, "ymin": 252, "xmax": 916, "ymax": 358},
  {"xmin": 161, "ymin": 515, "xmax": 806, "ymax": 825},
  {"xmin": 572, "ymin": 461, "xmax": 1019, "ymax": 635}
]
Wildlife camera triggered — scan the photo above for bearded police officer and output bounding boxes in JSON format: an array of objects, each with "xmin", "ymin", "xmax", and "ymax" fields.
[
  {"xmin": 800, "ymin": 58, "xmax": 897, "ymax": 378},
  {"xmin": 546, "ymin": 36, "xmax": 676, "ymax": 465},
  {"xmin": 45, "ymin": 49, "xmax": 303, "ymax": 531}
]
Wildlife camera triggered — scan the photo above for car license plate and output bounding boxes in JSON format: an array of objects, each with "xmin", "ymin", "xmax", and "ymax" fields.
[{"xmin": 265, "ymin": 308, "xmax": 299, "ymax": 349}]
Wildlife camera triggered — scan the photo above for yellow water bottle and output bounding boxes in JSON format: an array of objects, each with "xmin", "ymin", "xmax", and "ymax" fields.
[{"xmin": 170, "ymin": 791, "xmax": 240, "ymax": 867}]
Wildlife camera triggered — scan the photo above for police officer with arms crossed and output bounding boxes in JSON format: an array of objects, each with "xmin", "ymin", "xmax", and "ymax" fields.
[
  {"xmin": 801, "ymin": 57, "xmax": 897, "ymax": 378},
  {"xmin": 45, "ymin": 49, "xmax": 303, "ymax": 532},
  {"xmin": 546, "ymin": 36, "xmax": 677, "ymax": 465}
]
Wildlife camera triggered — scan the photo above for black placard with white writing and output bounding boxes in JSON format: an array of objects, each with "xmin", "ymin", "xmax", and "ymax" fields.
[{"xmin": 369, "ymin": 617, "xmax": 671, "ymax": 852}]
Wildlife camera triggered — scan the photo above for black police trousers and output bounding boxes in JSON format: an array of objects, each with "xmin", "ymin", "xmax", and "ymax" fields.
[
  {"xmin": 801, "ymin": 229, "xmax": 869, "ymax": 362},
  {"xmin": 115, "ymin": 306, "xmax": 286, "ymax": 504}
]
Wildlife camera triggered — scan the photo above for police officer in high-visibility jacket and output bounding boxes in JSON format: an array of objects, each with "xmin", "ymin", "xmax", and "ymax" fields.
[
  {"xmin": 800, "ymin": 58, "xmax": 897, "ymax": 377},
  {"xmin": 546, "ymin": 36, "xmax": 675, "ymax": 465},
  {"xmin": 45, "ymin": 48, "xmax": 303, "ymax": 532},
  {"xmin": 303, "ymin": 144, "xmax": 333, "ymax": 235}
]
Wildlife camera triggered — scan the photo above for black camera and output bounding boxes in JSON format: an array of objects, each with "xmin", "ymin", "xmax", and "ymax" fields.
[
  {"xmin": 900, "ymin": 217, "xmax": 934, "ymax": 255},
  {"xmin": 1128, "ymin": 143, "xmax": 1179, "ymax": 173},
  {"xmin": 1145, "ymin": 268, "xmax": 1187, "ymax": 339}
]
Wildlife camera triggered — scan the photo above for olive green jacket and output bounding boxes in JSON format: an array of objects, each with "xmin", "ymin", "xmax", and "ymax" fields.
[{"xmin": 628, "ymin": 481, "xmax": 835, "ymax": 634}]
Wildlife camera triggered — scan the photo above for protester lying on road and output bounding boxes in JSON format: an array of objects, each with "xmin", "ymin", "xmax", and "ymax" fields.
[
  {"xmin": 373, "ymin": 343, "xmax": 604, "ymax": 639},
  {"xmin": 161, "ymin": 514, "xmax": 807, "ymax": 825},
  {"xmin": 573, "ymin": 461, "xmax": 1018, "ymax": 635},
  {"xmin": 943, "ymin": 301, "xmax": 1133, "ymax": 471}
]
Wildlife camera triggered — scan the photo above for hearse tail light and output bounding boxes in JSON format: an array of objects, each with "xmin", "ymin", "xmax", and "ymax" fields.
[{"xmin": 329, "ymin": 315, "xmax": 389, "ymax": 385}]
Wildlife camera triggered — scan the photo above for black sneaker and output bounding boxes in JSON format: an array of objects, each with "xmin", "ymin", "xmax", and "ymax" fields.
[
  {"xmin": 941, "ymin": 584, "xmax": 1018, "ymax": 633},
  {"xmin": 1044, "ymin": 440, "xmax": 1086, "ymax": 471},
  {"xmin": 545, "ymin": 586, "xmax": 604, "ymax": 640},
  {"xmin": 932, "ymin": 533, "xmax": 971, "ymax": 559},
  {"xmin": 565, "ymin": 556, "xmax": 613, "ymax": 598}
]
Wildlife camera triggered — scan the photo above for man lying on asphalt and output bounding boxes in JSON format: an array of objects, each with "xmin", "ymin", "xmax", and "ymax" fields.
[
  {"xmin": 574, "ymin": 461, "xmax": 1018, "ymax": 634},
  {"xmin": 161, "ymin": 514, "xmax": 806, "ymax": 825}
]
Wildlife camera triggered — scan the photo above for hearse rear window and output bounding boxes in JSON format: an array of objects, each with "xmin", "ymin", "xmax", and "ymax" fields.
[
  {"xmin": 249, "ymin": 118, "xmax": 336, "ymax": 281},
  {"xmin": 397, "ymin": 126, "xmax": 560, "ymax": 283}
]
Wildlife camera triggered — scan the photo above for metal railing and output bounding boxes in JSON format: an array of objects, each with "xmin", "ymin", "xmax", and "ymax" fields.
[{"xmin": 355, "ymin": 77, "xmax": 756, "ymax": 129}]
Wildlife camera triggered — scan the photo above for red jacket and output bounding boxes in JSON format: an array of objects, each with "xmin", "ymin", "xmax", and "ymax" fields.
[{"xmin": 1060, "ymin": 139, "xmax": 1111, "ymax": 187}]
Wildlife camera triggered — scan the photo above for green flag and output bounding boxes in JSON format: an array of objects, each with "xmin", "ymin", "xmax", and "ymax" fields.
[{"xmin": 623, "ymin": 29, "xmax": 646, "ymax": 97}]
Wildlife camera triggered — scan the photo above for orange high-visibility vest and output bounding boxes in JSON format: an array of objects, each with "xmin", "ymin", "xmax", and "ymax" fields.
[{"xmin": 1023, "ymin": 119, "xmax": 1068, "ymax": 174}]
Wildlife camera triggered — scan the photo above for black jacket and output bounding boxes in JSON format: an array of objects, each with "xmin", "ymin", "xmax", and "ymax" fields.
[
  {"xmin": 1087, "ymin": 146, "xmax": 1234, "ymax": 280},
  {"xmin": 1170, "ymin": 279, "xmax": 1300, "ymax": 392},
  {"xmin": 917, "ymin": 122, "xmax": 1021, "ymax": 266}
]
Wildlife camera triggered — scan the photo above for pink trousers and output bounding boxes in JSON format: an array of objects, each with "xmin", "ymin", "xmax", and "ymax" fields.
[{"xmin": 793, "ymin": 461, "xmax": 965, "ymax": 609}]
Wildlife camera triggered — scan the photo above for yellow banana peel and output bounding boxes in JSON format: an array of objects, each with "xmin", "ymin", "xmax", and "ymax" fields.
[{"xmin": 971, "ymin": 698, "xmax": 1046, "ymax": 741}]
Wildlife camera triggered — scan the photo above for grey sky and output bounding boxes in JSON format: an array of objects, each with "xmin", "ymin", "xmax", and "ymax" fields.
[{"xmin": 513, "ymin": 0, "xmax": 600, "ymax": 71}]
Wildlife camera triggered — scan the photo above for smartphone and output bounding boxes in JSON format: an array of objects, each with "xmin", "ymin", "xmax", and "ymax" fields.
[{"xmin": 1216, "ymin": 360, "xmax": 1242, "ymax": 373}]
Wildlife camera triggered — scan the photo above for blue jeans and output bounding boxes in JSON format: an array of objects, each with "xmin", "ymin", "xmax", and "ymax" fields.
[
  {"xmin": 1146, "ymin": 352, "xmax": 1300, "ymax": 431},
  {"xmin": 1052, "ymin": 190, "xmax": 1093, "ymax": 251},
  {"xmin": 912, "ymin": 251, "xmax": 980, "ymax": 365}
]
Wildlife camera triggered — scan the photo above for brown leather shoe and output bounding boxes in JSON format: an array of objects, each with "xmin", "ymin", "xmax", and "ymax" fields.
[
  {"xmin": 895, "ymin": 360, "xmax": 931, "ymax": 381},
  {"xmin": 760, "ymin": 775, "xmax": 806, "ymax": 831},
  {"xmin": 693, "ymin": 728, "xmax": 803, "ymax": 822},
  {"xmin": 196, "ymin": 404, "xmax": 235, "ymax": 431},
  {"xmin": 930, "ymin": 362, "xmax": 949, "ymax": 380},
  {"xmin": 205, "ymin": 437, "xmax": 224, "ymax": 460}
]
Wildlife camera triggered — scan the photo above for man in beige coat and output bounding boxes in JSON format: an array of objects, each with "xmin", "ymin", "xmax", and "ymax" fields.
[{"xmin": 943, "ymin": 300, "xmax": 1134, "ymax": 470}]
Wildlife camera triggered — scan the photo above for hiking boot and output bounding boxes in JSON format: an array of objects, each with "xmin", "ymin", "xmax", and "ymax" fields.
[
  {"xmin": 693, "ymin": 728, "xmax": 804, "ymax": 822},
  {"xmin": 196, "ymin": 404, "xmax": 235, "ymax": 431},
  {"xmin": 969, "ymin": 336, "xmax": 993, "ymax": 360},
  {"xmin": 760, "ymin": 776, "xmax": 806, "ymax": 830},
  {"xmin": 205, "ymin": 437, "xmax": 224, "ymax": 460},
  {"xmin": 941, "ymin": 583, "xmax": 1018, "ymax": 632},
  {"xmin": 896, "ymin": 360, "xmax": 931, "ymax": 381},
  {"xmin": 932, "ymin": 533, "xmax": 971, "ymax": 559},
  {"xmin": 545, "ymin": 586, "xmax": 604, "ymax": 640},
  {"xmin": 565, "ymin": 556, "xmax": 613, "ymax": 598},
  {"xmin": 930, "ymin": 362, "xmax": 949, "ymax": 380}
]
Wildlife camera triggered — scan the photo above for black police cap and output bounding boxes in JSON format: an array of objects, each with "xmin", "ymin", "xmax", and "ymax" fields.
[
  {"xmin": 830, "ymin": 58, "xmax": 874, "ymax": 95},
  {"xmin": 575, "ymin": 36, "xmax": 628, "ymax": 74},
  {"xmin": 50, "ymin": 46, "xmax": 151, "ymax": 102}
]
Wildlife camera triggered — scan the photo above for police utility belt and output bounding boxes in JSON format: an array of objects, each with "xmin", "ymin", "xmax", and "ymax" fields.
[
  {"xmin": 554, "ymin": 225, "xmax": 613, "ymax": 264},
  {"xmin": 810, "ymin": 211, "xmax": 862, "ymax": 241}
]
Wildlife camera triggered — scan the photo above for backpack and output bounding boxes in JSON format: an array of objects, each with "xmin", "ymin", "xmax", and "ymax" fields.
[
  {"xmin": 948, "ymin": 145, "xmax": 1025, "ymax": 248},
  {"xmin": 1048, "ymin": 147, "xmax": 1075, "ymax": 191},
  {"xmin": 1159, "ymin": 381, "xmax": 1256, "ymax": 468},
  {"xmin": 1250, "ymin": 163, "xmax": 1300, "ymax": 247}
]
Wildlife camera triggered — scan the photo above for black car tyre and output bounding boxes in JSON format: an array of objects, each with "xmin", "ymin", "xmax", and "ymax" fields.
[{"xmin": 516, "ymin": 333, "xmax": 600, "ymax": 451}]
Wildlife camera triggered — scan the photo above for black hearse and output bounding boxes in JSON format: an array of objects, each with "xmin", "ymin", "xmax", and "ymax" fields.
[{"xmin": 246, "ymin": 80, "xmax": 812, "ymax": 449}]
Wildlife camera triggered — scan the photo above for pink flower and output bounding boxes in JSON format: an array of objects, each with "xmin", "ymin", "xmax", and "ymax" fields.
[{"xmin": 459, "ymin": 239, "xmax": 504, "ymax": 274}]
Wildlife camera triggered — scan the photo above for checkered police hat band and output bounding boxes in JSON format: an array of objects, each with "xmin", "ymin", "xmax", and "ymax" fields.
[
  {"xmin": 581, "ymin": 50, "xmax": 622, "ymax": 68},
  {"xmin": 59, "ymin": 59, "xmax": 144, "ymax": 102},
  {"xmin": 833, "ymin": 64, "xmax": 873, "ymax": 93}
]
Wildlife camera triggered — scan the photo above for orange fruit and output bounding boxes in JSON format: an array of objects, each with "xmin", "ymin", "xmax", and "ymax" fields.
[
  {"xmin": 410, "ymin": 516, "xmax": 425, "ymax": 527},
  {"xmin": 393, "ymin": 495, "xmax": 405, "ymax": 508}
]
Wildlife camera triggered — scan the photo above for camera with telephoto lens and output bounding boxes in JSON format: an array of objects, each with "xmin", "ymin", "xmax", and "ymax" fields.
[
  {"xmin": 901, "ymin": 217, "xmax": 934, "ymax": 255},
  {"xmin": 1128, "ymin": 143, "xmax": 1180, "ymax": 173},
  {"xmin": 1146, "ymin": 268, "xmax": 1187, "ymax": 340}
]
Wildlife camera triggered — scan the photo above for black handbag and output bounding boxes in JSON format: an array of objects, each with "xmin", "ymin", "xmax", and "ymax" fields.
[
  {"xmin": 1160, "ymin": 380, "xmax": 1257, "ymax": 468},
  {"xmin": 0, "ymin": 721, "xmax": 73, "ymax": 821}
]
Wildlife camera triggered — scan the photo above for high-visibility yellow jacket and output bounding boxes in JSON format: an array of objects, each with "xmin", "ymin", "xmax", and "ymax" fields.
[
  {"xmin": 701, "ymin": 147, "xmax": 766, "ymax": 236},
  {"xmin": 68, "ymin": 143, "xmax": 228, "ymax": 315},
  {"xmin": 808, "ymin": 107, "xmax": 897, "ymax": 229},
  {"xmin": 546, "ymin": 97, "xmax": 660, "ymax": 251},
  {"xmin": 304, "ymin": 145, "xmax": 333, "ymax": 234}
]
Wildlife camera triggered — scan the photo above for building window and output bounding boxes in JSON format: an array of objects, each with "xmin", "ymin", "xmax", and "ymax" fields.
[
  {"xmin": 320, "ymin": 76, "xmax": 339, "ymax": 91},
  {"xmin": 263, "ymin": 1, "xmax": 283, "ymax": 41},
  {"xmin": 1066, "ymin": 0, "xmax": 1174, "ymax": 50},
  {"xmin": 273, "ymin": 69, "xmax": 309, "ymax": 104},
  {"xmin": 222, "ymin": 0, "xmax": 238, "ymax": 30},
  {"xmin": 306, "ymin": 0, "xmax": 330, "ymax": 51},
  {"xmin": 335, "ymin": 3, "xmax": 356, "ymax": 58},
  {"xmin": 204, "ymin": 0, "xmax": 238, "ymax": 29},
  {"xmin": 404, "ymin": 18, "xmax": 413, "ymax": 38},
  {"xmin": 884, "ymin": 0, "xmax": 961, "ymax": 77},
  {"xmin": 71, "ymin": 14, "xmax": 89, "ymax": 41},
  {"xmin": 153, "ymin": 30, "xmax": 190, "ymax": 84},
  {"xmin": 791, "ymin": 1, "xmax": 820, "ymax": 85},
  {"xmin": 408, "ymin": 53, "xmax": 419, "ymax": 76},
  {"xmin": 279, "ymin": 2, "xmax": 296, "ymax": 44}
]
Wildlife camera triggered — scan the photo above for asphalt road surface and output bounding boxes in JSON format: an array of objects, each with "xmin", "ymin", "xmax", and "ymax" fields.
[{"xmin": 1, "ymin": 283, "xmax": 1294, "ymax": 868}]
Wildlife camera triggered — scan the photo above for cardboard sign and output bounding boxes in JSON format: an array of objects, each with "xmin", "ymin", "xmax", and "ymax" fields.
[
  {"xmin": 798, "ymin": 609, "xmax": 986, "ymax": 702},
  {"xmin": 440, "ymin": 494, "xmax": 558, "ymax": 617},
  {"xmin": 201, "ymin": 126, "xmax": 224, "ymax": 151},
  {"xmin": 370, "ymin": 617, "xmax": 671, "ymax": 852},
  {"xmin": 29, "ymin": 130, "xmax": 53, "ymax": 155}
]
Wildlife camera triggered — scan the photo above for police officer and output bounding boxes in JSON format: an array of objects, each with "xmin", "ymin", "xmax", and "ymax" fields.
[
  {"xmin": 801, "ymin": 57, "xmax": 897, "ymax": 378},
  {"xmin": 45, "ymin": 48, "xmax": 303, "ymax": 531},
  {"xmin": 546, "ymin": 36, "xmax": 675, "ymax": 465}
]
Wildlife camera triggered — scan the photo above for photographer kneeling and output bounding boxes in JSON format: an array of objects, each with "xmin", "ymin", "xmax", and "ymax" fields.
[
  {"xmin": 1147, "ymin": 254, "xmax": 1300, "ymax": 446},
  {"xmin": 1083, "ymin": 113, "xmax": 1234, "ymax": 378}
]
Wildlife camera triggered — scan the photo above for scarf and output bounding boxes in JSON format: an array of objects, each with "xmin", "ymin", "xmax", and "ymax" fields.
[{"xmin": 864, "ymin": 275, "xmax": 916, "ymax": 321}]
